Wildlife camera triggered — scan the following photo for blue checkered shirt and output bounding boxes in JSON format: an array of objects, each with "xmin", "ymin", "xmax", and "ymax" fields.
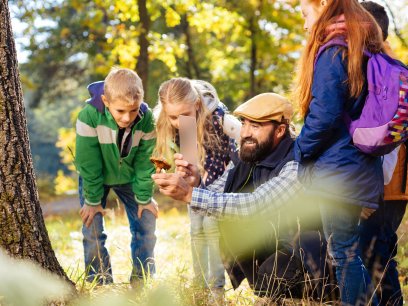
[{"xmin": 190, "ymin": 160, "xmax": 302, "ymax": 218}]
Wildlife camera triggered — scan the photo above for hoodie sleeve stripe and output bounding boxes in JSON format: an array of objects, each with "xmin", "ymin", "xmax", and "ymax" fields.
[
  {"xmin": 142, "ymin": 130, "xmax": 156, "ymax": 140},
  {"xmin": 132, "ymin": 130, "xmax": 156, "ymax": 147},
  {"xmin": 76, "ymin": 119, "xmax": 97, "ymax": 137}
]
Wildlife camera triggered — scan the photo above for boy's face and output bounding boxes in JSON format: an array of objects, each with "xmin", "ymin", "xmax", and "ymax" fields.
[{"xmin": 102, "ymin": 95, "xmax": 140, "ymax": 128}]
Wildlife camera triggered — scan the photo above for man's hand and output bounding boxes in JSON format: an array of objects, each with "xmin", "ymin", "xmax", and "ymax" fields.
[
  {"xmin": 361, "ymin": 207, "xmax": 376, "ymax": 220},
  {"xmin": 152, "ymin": 172, "xmax": 193, "ymax": 203},
  {"xmin": 138, "ymin": 198, "xmax": 159, "ymax": 219},
  {"xmin": 79, "ymin": 204, "xmax": 105, "ymax": 228},
  {"xmin": 174, "ymin": 153, "xmax": 201, "ymax": 187}
]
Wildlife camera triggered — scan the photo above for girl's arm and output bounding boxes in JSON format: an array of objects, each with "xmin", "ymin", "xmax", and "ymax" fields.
[{"xmin": 294, "ymin": 47, "xmax": 349, "ymax": 162}]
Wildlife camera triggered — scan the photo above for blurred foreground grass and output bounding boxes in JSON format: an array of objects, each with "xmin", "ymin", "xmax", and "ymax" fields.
[
  {"xmin": 4, "ymin": 187, "xmax": 408, "ymax": 305},
  {"xmin": 44, "ymin": 199, "xmax": 408, "ymax": 305}
]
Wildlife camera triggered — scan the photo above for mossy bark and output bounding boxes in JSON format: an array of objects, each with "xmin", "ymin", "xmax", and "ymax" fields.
[{"xmin": 0, "ymin": 0, "xmax": 74, "ymax": 287}]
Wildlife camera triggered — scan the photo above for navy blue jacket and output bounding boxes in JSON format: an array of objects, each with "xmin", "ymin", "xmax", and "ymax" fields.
[{"xmin": 294, "ymin": 46, "xmax": 383, "ymax": 209}]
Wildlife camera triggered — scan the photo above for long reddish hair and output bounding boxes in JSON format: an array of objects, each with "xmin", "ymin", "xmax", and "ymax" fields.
[{"xmin": 294, "ymin": 0, "xmax": 384, "ymax": 117}]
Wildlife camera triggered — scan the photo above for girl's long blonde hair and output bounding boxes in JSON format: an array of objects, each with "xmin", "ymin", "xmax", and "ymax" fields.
[
  {"xmin": 294, "ymin": 0, "xmax": 384, "ymax": 117},
  {"xmin": 154, "ymin": 77, "xmax": 222, "ymax": 171}
]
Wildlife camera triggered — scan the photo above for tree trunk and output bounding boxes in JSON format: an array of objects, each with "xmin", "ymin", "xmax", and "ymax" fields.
[
  {"xmin": 249, "ymin": 15, "xmax": 257, "ymax": 98},
  {"xmin": 0, "ymin": 0, "xmax": 74, "ymax": 286},
  {"xmin": 136, "ymin": 0, "xmax": 150, "ymax": 99},
  {"xmin": 181, "ymin": 14, "xmax": 201, "ymax": 79}
]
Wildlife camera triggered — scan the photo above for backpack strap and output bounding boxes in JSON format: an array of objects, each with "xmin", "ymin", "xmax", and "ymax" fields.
[
  {"xmin": 402, "ymin": 143, "xmax": 408, "ymax": 194},
  {"xmin": 315, "ymin": 37, "xmax": 372, "ymax": 67}
]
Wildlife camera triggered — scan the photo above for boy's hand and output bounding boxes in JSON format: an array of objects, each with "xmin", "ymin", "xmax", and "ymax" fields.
[
  {"xmin": 138, "ymin": 198, "xmax": 159, "ymax": 219},
  {"xmin": 152, "ymin": 172, "xmax": 193, "ymax": 203},
  {"xmin": 174, "ymin": 153, "xmax": 201, "ymax": 187},
  {"xmin": 80, "ymin": 204, "xmax": 105, "ymax": 228}
]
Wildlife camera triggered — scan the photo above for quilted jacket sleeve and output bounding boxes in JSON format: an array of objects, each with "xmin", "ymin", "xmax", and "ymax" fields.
[{"xmin": 294, "ymin": 47, "xmax": 349, "ymax": 162}]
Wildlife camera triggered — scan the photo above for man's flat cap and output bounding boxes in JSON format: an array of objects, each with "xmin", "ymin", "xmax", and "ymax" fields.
[{"xmin": 233, "ymin": 93, "xmax": 293, "ymax": 123}]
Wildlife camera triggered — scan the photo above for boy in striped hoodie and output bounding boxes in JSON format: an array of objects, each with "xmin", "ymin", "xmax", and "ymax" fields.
[{"xmin": 75, "ymin": 68, "xmax": 157, "ymax": 285}]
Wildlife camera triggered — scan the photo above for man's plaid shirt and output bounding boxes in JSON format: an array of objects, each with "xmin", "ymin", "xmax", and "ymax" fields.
[{"xmin": 190, "ymin": 160, "xmax": 303, "ymax": 218}]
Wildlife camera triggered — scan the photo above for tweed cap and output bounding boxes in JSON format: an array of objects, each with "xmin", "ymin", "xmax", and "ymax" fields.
[{"xmin": 233, "ymin": 93, "xmax": 293, "ymax": 123}]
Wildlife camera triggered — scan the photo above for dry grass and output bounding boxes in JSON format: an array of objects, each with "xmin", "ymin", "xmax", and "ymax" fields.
[{"xmin": 45, "ymin": 203, "xmax": 259, "ymax": 305}]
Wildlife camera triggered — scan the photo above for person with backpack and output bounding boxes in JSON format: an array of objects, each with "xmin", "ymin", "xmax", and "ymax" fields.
[
  {"xmin": 293, "ymin": 0, "xmax": 386, "ymax": 304},
  {"xmin": 359, "ymin": 2, "xmax": 406, "ymax": 304},
  {"xmin": 153, "ymin": 78, "xmax": 240, "ymax": 303}
]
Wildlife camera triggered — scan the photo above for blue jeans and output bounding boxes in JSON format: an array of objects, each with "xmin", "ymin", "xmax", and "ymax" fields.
[
  {"xmin": 319, "ymin": 202, "xmax": 377, "ymax": 306},
  {"xmin": 189, "ymin": 208, "xmax": 225, "ymax": 288},
  {"xmin": 360, "ymin": 200, "xmax": 406, "ymax": 306},
  {"xmin": 79, "ymin": 177, "xmax": 156, "ymax": 284}
]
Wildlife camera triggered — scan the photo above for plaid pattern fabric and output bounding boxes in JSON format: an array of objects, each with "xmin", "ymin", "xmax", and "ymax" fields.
[{"xmin": 190, "ymin": 161, "xmax": 302, "ymax": 218}]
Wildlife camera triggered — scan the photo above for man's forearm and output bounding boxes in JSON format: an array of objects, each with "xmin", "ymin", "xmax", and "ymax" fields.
[{"xmin": 190, "ymin": 161, "xmax": 302, "ymax": 218}]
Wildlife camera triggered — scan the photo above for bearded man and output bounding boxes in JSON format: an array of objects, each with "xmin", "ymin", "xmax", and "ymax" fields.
[{"xmin": 153, "ymin": 93, "xmax": 333, "ymax": 301}]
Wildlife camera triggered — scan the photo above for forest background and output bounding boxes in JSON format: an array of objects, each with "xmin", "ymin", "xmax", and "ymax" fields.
[{"xmin": 10, "ymin": 0, "xmax": 408, "ymax": 196}]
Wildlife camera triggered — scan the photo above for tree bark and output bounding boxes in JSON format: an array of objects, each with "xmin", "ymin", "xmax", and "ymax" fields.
[
  {"xmin": 181, "ymin": 13, "xmax": 201, "ymax": 79},
  {"xmin": 136, "ymin": 0, "xmax": 150, "ymax": 98},
  {"xmin": 249, "ymin": 15, "xmax": 257, "ymax": 98},
  {"xmin": 0, "ymin": 0, "xmax": 74, "ymax": 286}
]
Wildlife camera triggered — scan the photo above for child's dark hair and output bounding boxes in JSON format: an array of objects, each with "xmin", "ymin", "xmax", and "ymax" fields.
[{"xmin": 360, "ymin": 1, "xmax": 389, "ymax": 40}]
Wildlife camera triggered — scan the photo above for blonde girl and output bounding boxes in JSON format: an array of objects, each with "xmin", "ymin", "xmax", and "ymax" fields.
[{"xmin": 154, "ymin": 77, "xmax": 239, "ymax": 295}]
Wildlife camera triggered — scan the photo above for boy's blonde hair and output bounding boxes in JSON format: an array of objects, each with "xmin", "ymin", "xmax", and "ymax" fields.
[
  {"xmin": 154, "ymin": 77, "xmax": 222, "ymax": 171},
  {"xmin": 104, "ymin": 67, "xmax": 144, "ymax": 105}
]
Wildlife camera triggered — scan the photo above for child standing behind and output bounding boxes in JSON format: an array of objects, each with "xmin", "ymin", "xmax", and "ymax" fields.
[
  {"xmin": 359, "ymin": 2, "xmax": 405, "ymax": 305},
  {"xmin": 154, "ymin": 78, "xmax": 239, "ymax": 300},
  {"xmin": 75, "ymin": 68, "xmax": 157, "ymax": 285}
]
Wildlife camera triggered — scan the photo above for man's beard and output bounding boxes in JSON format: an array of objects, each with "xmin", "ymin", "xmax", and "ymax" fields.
[{"xmin": 239, "ymin": 130, "xmax": 276, "ymax": 163}]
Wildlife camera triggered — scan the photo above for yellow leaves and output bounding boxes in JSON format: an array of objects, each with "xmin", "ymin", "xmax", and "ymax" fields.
[
  {"xmin": 208, "ymin": 48, "xmax": 241, "ymax": 81},
  {"xmin": 71, "ymin": 0, "xmax": 85, "ymax": 11},
  {"xmin": 60, "ymin": 28, "xmax": 70, "ymax": 39},
  {"xmin": 54, "ymin": 170, "xmax": 77, "ymax": 195},
  {"xmin": 111, "ymin": 39, "xmax": 139, "ymax": 69},
  {"xmin": 56, "ymin": 127, "xmax": 76, "ymax": 172},
  {"xmin": 150, "ymin": 34, "xmax": 180, "ymax": 73},
  {"xmin": 94, "ymin": 54, "xmax": 112, "ymax": 76},
  {"xmin": 114, "ymin": 0, "xmax": 140, "ymax": 22},
  {"xmin": 165, "ymin": 7, "xmax": 181, "ymax": 27},
  {"xmin": 389, "ymin": 34, "xmax": 408, "ymax": 64},
  {"xmin": 188, "ymin": 4, "xmax": 242, "ymax": 39}
]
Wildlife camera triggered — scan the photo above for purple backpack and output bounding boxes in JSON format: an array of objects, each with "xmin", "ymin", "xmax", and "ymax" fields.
[{"xmin": 316, "ymin": 38, "xmax": 408, "ymax": 156}]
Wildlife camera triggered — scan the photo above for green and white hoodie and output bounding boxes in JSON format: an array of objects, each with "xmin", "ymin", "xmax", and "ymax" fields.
[{"xmin": 75, "ymin": 82, "xmax": 156, "ymax": 206}]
